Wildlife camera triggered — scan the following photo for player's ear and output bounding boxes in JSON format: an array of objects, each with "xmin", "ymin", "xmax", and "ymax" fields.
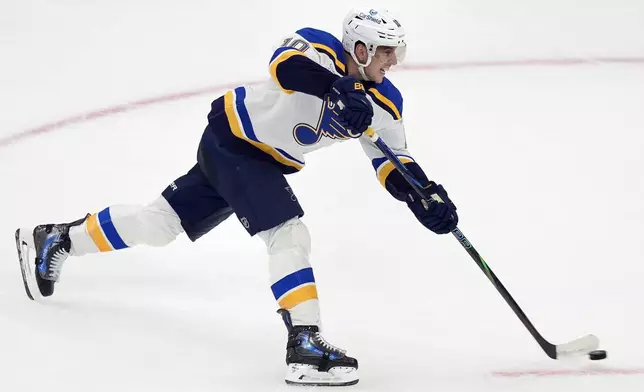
[{"xmin": 354, "ymin": 41, "xmax": 368, "ymax": 64}]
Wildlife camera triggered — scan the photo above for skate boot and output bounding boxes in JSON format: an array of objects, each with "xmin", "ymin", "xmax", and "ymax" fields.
[
  {"xmin": 278, "ymin": 309, "xmax": 359, "ymax": 386},
  {"xmin": 15, "ymin": 215, "xmax": 88, "ymax": 299}
]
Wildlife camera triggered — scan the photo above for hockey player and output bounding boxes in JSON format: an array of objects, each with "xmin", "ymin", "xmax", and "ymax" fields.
[{"xmin": 15, "ymin": 8, "xmax": 458, "ymax": 386}]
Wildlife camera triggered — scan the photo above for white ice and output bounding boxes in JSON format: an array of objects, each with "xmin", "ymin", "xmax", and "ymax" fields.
[{"xmin": 1, "ymin": 1, "xmax": 644, "ymax": 391}]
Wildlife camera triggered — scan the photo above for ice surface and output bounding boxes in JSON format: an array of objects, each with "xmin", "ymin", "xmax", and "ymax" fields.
[{"xmin": 1, "ymin": 1, "xmax": 643, "ymax": 391}]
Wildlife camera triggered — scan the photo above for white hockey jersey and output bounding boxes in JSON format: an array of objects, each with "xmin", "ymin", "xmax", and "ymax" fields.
[{"xmin": 220, "ymin": 27, "xmax": 416, "ymax": 188}]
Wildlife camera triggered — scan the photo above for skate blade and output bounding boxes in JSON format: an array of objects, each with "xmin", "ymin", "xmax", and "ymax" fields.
[
  {"xmin": 15, "ymin": 228, "xmax": 40, "ymax": 301},
  {"xmin": 284, "ymin": 363, "xmax": 359, "ymax": 386}
]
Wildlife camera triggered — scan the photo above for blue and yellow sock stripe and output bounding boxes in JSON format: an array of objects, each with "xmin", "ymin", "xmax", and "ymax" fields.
[
  {"xmin": 86, "ymin": 207, "xmax": 128, "ymax": 252},
  {"xmin": 271, "ymin": 267, "xmax": 318, "ymax": 310},
  {"xmin": 373, "ymin": 155, "xmax": 415, "ymax": 187},
  {"xmin": 223, "ymin": 87, "xmax": 305, "ymax": 171}
]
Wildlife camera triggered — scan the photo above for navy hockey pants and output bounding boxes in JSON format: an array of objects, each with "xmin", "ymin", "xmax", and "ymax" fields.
[{"xmin": 161, "ymin": 96, "xmax": 304, "ymax": 241}]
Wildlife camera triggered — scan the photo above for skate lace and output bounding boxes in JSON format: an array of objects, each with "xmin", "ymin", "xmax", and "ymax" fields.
[
  {"xmin": 312, "ymin": 333, "xmax": 346, "ymax": 355},
  {"xmin": 47, "ymin": 248, "xmax": 69, "ymax": 281}
]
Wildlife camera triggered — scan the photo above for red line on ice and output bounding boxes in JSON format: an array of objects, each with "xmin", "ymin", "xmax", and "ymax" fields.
[{"xmin": 1, "ymin": 57, "xmax": 643, "ymax": 149}]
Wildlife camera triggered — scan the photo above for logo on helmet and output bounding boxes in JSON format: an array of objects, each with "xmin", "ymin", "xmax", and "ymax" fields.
[{"xmin": 358, "ymin": 11, "xmax": 382, "ymax": 24}]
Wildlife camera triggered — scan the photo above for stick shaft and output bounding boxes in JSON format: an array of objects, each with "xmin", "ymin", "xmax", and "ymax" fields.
[{"xmin": 364, "ymin": 129, "xmax": 557, "ymax": 358}]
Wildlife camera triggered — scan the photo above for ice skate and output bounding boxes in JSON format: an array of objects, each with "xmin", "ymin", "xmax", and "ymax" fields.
[
  {"xmin": 278, "ymin": 309, "xmax": 359, "ymax": 386},
  {"xmin": 15, "ymin": 215, "xmax": 88, "ymax": 300}
]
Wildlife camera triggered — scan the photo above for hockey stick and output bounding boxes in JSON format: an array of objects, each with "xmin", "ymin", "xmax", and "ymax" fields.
[{"xmin": 363, "ymin": 128, "xmax": 599, "ymax": 359}]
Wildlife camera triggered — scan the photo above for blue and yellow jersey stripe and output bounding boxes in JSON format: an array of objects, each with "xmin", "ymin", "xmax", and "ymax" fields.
[
  {"xmin": 87, "ymin": 208, "xmax": 128, "ymax": 252},
  {"xmin": 224, "ymin": 87, "xmax": 305, "ymax": 171},
  {"xmin": 296, "ymin": 28, "xmax": 347, "ymax": 75},
  {"xmin": 271, "ymin": 267, "xmax": 318, "ymax": 310},
  {"xmin": 372, "ymin": 155, "xmax": 415, "ymax": 186},
  {"xmin": 366, "ymin": 78, "xmax": 403, "ymax": 120},
  {"xmin": 269, "ymin": 47, "xmax": 306, "ymax": 94}
]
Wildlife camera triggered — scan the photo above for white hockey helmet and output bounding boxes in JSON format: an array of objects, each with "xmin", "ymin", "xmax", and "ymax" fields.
[{"xmin": 342, "ymin": 8, "xmax": 407, "ymax": 73}]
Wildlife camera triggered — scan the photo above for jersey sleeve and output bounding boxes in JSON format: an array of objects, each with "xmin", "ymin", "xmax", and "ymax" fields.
[
  {"xmin": 268, "ymin": 28, "xmax": 345, "ymax": 99},
  {"xmin": 359, "ymin": 79, "xmax": 431, "ymax": 201}
]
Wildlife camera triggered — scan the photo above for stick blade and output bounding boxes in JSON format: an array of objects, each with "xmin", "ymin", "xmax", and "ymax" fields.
[{"xmin": 555, "ymin": 334, "xmax": 600, "ymax": 358}]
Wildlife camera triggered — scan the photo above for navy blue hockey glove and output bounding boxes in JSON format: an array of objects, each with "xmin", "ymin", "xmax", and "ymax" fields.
[
  {"xmin": 329, "ymin": 76, "xmax": 374, "ymax": 136},
  {"xmin": 407, "ymin": 182, "xmax": 458, "ymax": 234}
]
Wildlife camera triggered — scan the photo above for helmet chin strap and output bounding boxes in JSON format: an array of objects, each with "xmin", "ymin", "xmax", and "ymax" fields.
[
  {"xmin": 358, "ymin": 65, "xmax": 370, "ymax": 81},
  {"xmin": 350, "ymin": 51, "xmax": 373, "ymax": 81}
]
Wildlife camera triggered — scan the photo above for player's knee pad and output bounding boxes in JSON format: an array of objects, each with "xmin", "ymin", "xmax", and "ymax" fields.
[
  {"xmin": 134, "ymin": 196, "xmax": 184, "ymax": 247},
  {"xmin": 259, "ymin": 217, "xmax": 311, "ymax": 264},
  {"xmin": 100, "ymin": 197, "xmax": 183, "ymax": 248}
]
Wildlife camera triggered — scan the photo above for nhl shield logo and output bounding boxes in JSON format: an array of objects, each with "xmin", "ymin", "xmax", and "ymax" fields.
[{"xmin": 240, "ymin": 217, "xmax": 250, "ymax": 229}]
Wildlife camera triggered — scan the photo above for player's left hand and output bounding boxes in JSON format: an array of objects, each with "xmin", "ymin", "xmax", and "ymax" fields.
[
  {"xmin": 329, "ymin": 76, "xmax": 374, "ymax": 135},
  {"xmin": 407, "ymin": 182, "xmax": 458, "ymax": 234}
]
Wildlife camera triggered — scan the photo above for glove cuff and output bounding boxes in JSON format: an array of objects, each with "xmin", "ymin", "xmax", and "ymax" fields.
[{"xmin": 384, "ymin": 162, "xmax": 432, "ymax": 201}]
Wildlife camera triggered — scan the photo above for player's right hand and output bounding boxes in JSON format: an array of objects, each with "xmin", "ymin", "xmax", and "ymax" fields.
[
  {"xmin": 329, "ymin": 76, "xmax": 374, "ymax": 135},
  {"xmin": 407, "ymin": 182, "xmax": 458, "ymax": 234}
]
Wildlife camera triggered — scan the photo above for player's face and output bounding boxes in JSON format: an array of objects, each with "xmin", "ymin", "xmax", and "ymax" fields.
[{"xmin": 365, "ymin": 46, "xmax": 401, "ymax": 83}]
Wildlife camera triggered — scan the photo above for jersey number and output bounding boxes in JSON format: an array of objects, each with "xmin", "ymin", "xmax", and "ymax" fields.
[{"xmin": 280, "ymin": 37, "xmax": 310, "ymax": 52}]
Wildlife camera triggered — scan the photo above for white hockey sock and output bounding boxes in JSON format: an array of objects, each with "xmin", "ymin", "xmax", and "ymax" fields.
[
  {"xmin": 258, "ymin": 217, "xmax": 322, "ymax": 327},
  {"xmin": 70, "ymin": 196, "xmax": 184, "ymax": 256}
]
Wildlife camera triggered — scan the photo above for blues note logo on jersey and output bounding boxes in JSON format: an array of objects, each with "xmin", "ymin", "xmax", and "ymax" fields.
[{"xmin": 293, "ymin": 95, "xmax": 362, "ymax": 146}]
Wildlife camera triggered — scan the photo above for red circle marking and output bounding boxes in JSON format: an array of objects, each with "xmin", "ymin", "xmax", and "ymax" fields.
[{"xmin": 2, "ymin": 57, "xmax": 643, "ymax": 149}]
